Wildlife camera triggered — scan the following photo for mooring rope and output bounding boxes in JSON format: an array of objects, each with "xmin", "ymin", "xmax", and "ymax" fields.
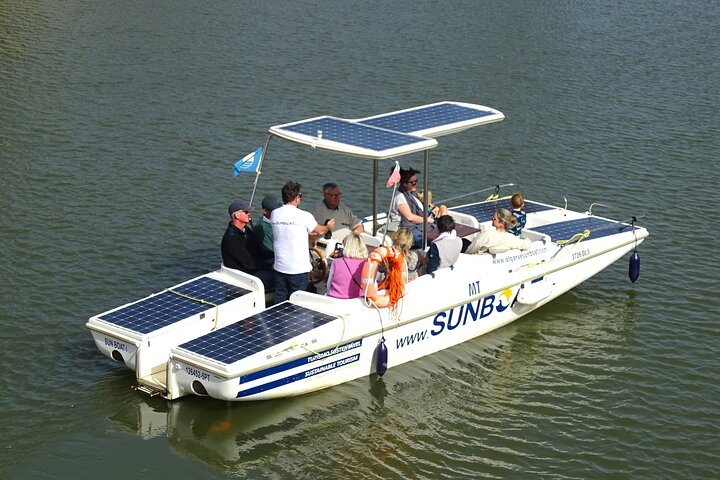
[{"xmin": 166, "ymin": 288, "xmax": 220, "ymax": 331}]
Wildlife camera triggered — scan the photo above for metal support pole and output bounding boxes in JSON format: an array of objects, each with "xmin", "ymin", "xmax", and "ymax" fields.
[
  {"xmin": 422, "ymin": 150, "xmax": 430, "ymax": 249},
  {"xmin": 248, "ymin": 134, "xmax": 274, "ymax": 208},
  {"xmin": 372, "ymin": 159, "xmax": 379, "ymax": 236}
]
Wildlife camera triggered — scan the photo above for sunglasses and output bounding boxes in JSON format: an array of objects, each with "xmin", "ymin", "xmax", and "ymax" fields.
[{"xmin": 407, "ymin": 180, "xmax": 417, "ymax": 186}]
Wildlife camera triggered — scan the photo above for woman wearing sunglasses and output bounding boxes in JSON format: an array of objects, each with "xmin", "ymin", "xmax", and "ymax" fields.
[{"xmin": 387, "ymin": 167, "xmax": 448, "ymax": 246}]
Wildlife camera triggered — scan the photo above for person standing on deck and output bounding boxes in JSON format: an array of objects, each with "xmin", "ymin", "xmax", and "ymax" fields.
[
  {"xmin": 221, "ymin": 199, "xmax": 274, "ymax": 289},
  {"xmin": 253, "ymin": 195, "xmax": 282, "ymax": 267},
  {"xmin": 272, "ymin": 181, "xmax": 334, "ymax": 303}
]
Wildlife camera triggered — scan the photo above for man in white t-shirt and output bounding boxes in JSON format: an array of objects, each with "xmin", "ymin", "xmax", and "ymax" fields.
[{"xmin": 271, "ymin": 181, "xmax": 334, "ymax": 302}]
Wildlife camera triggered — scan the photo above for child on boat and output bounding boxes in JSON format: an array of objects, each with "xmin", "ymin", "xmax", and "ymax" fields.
[
  {"xmin": 392, "ymin": 227, "xmax": 425, "ymax": 281},
  {"xmin": 508, "ymin": 193, "xmax": 527, "ymax": 237}
]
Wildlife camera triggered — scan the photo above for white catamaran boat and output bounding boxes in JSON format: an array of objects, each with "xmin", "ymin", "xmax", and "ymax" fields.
[{"xmin": 86, "ymin": 102, "xmax": 648, "ymax": 401}]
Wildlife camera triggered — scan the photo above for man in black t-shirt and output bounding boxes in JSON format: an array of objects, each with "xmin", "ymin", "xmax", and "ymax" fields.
[{"xmin": 221, "ymin": 199, "xmax": 274, "ymax": 289}]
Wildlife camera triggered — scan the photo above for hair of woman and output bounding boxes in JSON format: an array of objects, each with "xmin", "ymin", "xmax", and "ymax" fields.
[
  {"xmin": 392, "ymin": 228, "xmax": 414, "ymax": 257},
  {"xmin": 496, "ymin": 208, "xmax": 517, "ymax": 230},
  {"xmin": 342, "ymin": 232, "xmax": 368, "ymax": 259},
  {"xmin": 390, "ymin": 167, "xmax": 420, "ymax": 185}
]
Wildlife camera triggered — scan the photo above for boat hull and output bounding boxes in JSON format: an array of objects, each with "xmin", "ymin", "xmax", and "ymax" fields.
[{"xmin": 167, "ymin": 230, "xmax": 644, "ymax": 401}]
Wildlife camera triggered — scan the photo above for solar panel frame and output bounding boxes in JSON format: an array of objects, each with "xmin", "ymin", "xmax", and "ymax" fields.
[
  {"xmin": 268, "ymin": 102, "xmax": 504, "ymax": 159},
  {"xmin": 359, "ymin": 102, "xmax": 502, "ymax": 136},
  {"xmin": 96, "ymin": 276, "xmax": 251, "ymax": 335},
  {"xmin": 175, "ymin": 302, "xmax": 338, "ymax": 366}
]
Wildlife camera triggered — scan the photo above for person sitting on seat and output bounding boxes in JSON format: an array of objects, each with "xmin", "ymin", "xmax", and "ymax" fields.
[
  {"xmin": 427, "ymin": 215, "xmax": 463, "ymax": 274},
  {"xmin": 465, "ymin": 208, "xmax": 532, "ymax": 255},
  {"xmin": 507, "ymin": 192, "xmax": 527, "ymax": 237},
  {"xmin": 312, "ymin": 182, "xmax": 364, "ymax": 240},
  {"xmin": 387, "ymin": 167, "xmax": 448, "ymax": 246},
  {"xmin": 393, "ymin": 227, "xmax": 425, "ymax": 281},
  {"xmin": 326, "ymin": 232, "xmax": 368, "ymax": 299},
  {"xmin": 221, "ymin": 199, "xmax": 274, "ymax": 289}
]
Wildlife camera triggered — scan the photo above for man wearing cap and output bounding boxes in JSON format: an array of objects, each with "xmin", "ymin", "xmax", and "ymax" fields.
[
  {"xmin": 272, "ymin": 181, "xmax": 335, "ymax": 303},
  {"xmin": 253, "ymin": 195, "xmax": 282, "ymax": 265},
  {"xmin": 221, "ymin": 199, "xmax": 274, "ymax": 289},
  {"xmin": 312, "ymin": 182, "xmax": 364, "ymax": 240}
]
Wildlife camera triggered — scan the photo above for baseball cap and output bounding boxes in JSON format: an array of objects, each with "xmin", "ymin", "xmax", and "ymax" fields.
[
  {"xmin": 261, "ymin": 196, "xmax": 282, "ymax": 212},
  {"xmin": 228, "ymin": 199, "xmax": 252, "ymax": 215}
]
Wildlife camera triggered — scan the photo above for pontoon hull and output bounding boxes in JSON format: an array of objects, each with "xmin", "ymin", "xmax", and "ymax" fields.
[{"xmin": 166, "ymin": 226, "xmax": 645, "ymax": 401}]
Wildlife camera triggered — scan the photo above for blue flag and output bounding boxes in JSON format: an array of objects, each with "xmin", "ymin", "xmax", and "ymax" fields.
[{"xmin": 233, "ymin": 146, "xmax": 263, "ymax": 175}]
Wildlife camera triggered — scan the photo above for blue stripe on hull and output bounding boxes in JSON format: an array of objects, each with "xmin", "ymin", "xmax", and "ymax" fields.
[
  {"xmin": 239, "ymin": 339, "xmax": 363, "ymax": 384},
  {"xmin": 237, "ymin": 353, "xmax": 361, "ymax": 398}
]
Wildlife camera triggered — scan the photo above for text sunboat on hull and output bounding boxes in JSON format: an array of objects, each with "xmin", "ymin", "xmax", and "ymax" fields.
[{"xmin": 86, "ymin": 101, "xmax": 649, "ymax": 401}]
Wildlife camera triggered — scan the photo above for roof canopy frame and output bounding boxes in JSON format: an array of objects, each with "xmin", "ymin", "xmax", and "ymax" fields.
[{"xmin": 264, "ymin": 102, "xmax": 505, "ymax": 245}]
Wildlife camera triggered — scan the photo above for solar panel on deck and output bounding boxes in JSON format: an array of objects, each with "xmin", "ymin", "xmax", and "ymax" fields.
[
  {"xmin": 532, "ymin": 217, "xmax": 635, "ymax": 242},
  {"xmin": 360, "ymin": 102, "xmax": 496, "ymax": 134},
  {"xmin": 176, "ymin": 302, "xmax": 337, "ymax": 365},
  {"xmin": 97, "ymin": 277, "xmax": 250, "ymax": 335},
  {"xmin": 451, "ymin": 200, "xmax": 556, "ymax": 223},
  {"xmin": 279, "ymin": 117, "xmax": 426, "ymax": 152}
]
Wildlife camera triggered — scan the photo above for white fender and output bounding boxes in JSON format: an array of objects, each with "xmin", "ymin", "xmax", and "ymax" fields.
[{"xmin": 516, "ymin": 278, "xmax": 553, "ymax": 305}]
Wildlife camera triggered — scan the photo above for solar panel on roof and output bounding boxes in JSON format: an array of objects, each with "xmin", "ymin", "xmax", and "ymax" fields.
[
  {"xmin": 280, "ymin": 117, "xmax": 425, "ymax": 152},
  {"xmin": 360, "ymin": 102, "xmax": 496, "ymax": 134},
  {"xmin": 176, "ymin": 302, "xmax": 338, "ymax": 366},
  {"xmin": 97, "ymin": 276, "xmax": 251, "ymax": 335},
  {"xmin": 268, "ymin": 102, "xmax": 503, "ymax": 159}
]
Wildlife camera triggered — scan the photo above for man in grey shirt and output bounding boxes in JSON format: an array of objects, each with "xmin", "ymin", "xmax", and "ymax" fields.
[{"xmin": 312, "ymin": 182, "xmax": 364, "ymax": 240}]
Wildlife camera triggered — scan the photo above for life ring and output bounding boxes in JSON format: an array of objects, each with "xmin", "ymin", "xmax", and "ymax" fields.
[{"xmin": 361, "ymin": 245, "xmax": 407, "ymax": 309}]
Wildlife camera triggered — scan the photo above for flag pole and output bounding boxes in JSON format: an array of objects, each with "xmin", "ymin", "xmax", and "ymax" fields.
[
  {"xmin": 380, "ymin": 160, "xmax": 401, "ymax": 245},
  {"xmin": 248, "ymin": 135, "xmax": 273, "ymax": 208}
]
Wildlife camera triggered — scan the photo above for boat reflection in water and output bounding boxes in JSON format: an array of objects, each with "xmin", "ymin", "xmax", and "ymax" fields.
[
  {"xmin": 108, "ymin": 326, "xmax": 520, "ymax": 471},
  {"xmin": 109, "ymin": 375, "xmax": 387, "ymax": 466},
  {"xmin": 107, "ymin": 299, "xmax": 638, "ymax": 475}
]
